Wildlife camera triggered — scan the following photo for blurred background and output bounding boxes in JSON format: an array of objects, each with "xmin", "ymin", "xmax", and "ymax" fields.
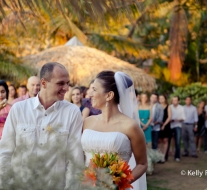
[{"xmin": 0, "ymin": 1, "xmax": 207, "ymax": 189}]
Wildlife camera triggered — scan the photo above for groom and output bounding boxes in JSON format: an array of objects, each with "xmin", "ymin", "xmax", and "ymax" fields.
[{"xmin": 0, "ymin": 62, "xmax": 84, "ymax": 189}]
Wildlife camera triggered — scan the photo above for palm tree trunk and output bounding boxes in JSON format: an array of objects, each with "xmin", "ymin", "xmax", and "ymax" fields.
[{"xmin": 168, "ymin": 0, "xmax": 188, "ymax": 81}]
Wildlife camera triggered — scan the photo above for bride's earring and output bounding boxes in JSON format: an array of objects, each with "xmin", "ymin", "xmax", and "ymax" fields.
[{"xmin": 106, "ymin": 101, "xmax": 108, "ymax": 107}]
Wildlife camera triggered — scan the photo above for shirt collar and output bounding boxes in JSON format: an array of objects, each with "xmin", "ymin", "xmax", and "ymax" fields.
[
  {"xmin": 25, "ymin": 93, "xmax": 30, "ymax": 99},
  {"xmin": 33, "ymin": 94, "xmax": 59, "ymax": 112},
  {"xmin": 184, "ymin": 104, "xmax": 192, "ymax": 107}
]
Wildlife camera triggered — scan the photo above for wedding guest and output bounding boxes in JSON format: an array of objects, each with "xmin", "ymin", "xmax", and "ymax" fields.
[
  {"xmin": 204, "ymin": 102, "xmax": 207, "ymax": 153},
  {"xmin": 138, "ymin": 93, "xmax": 152, "ymax": 146},
  {"xmin": 168, "ymin": 96, "xmax": 175, "ymax": 157},
  {"xmin": 0, "ymin": 62, "xmax": 84, "ymax": 189},
  {"xmin": 204, "ymin": 126, "xmax": 207, "ymax": 154},
  {"xmin": 195, "ymin": 100, "xmax": 206, "ymax": 153},
  {"xmin": 12, "ymin": 76, "xmax": 40, "ymax": 104},
  {"xmin": 7, "ymin": 84, "xmax": 17, "ymax": 105},
  {"xmin": 0, "ymin": 80, "xmax": 11, "ymax": 139},
  {"xmin": 82, "ymin": 80, "xmax": 101, "ymax": 116},
  {"xmin": 182, "ymin": 96, "xmax": 198, "ymax": 158},
  {"xmin": 17, "ymin": 84, "xmax": 27, "ymax": 97},
  {"xmin": 170, "ymin": 96, "xmax": 185, "ymax": 162},
  {"xmin": 83, "ymin": 88, "xmax": 90, "ymax": 98},
  {"xmin": 69, "ymin": 86, "xmax": 90, "ymax": 119},
  {"xmin": 158, "ymin": 94, "xmax": 172, "ymax": 162},
  {"xmin": 150, "ymin": 92, "xmax": 164, "ymax": 150},
  {"xmin": 80, "ymin": 86, "xmax": 86, "ymax": 99},
  {"xmin": 135, "ymin": 89, "xmax": 140, "ymax": 105},
  {"xmin": 64, "ymin": 85, "xmax": 72, "ymax": 102}
]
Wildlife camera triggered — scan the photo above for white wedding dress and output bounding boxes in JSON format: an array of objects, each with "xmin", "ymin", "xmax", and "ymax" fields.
[{"xmin": 81, "ymin": 129, "xmax": 147, "ymax": 190}]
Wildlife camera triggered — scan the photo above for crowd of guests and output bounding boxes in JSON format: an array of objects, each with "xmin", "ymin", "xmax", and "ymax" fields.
[
  {"xmin": 136, "ymin": 92, "xmax": 207, "ymax": 163},
  {"xmin": 1, "ymin": 76, "xmax": 207, "ymax": 170}
]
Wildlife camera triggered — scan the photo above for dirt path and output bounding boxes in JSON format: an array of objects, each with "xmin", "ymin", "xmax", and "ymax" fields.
[{"xmin": 147, "ymin": 151, "xmax": 207, "ymax": 190}]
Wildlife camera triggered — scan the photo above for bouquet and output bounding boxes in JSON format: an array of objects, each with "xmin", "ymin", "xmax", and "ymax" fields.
[{"xmin": 82, "ymin": 153, "xmax": 134, "ymax": 190}]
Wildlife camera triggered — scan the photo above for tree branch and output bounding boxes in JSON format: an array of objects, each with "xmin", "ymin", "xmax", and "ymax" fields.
[{"xmin": 127, "ymin": 8, "xmax": 148, "ymax": 38}]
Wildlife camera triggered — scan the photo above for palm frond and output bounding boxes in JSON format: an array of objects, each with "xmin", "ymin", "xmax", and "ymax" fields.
[
  {"xmin": 0, "ymin": 0, "xmax": 144, "ymax": 22},
  {"xmin": 0, "ymin": 61, "xmax": 37, "ymax": 84},
  {"xmin": 88, "ymin": 33, "xmax": 153, "ymax": 60},
  {"xmin": 0, "ymin": 33, "xmax": 37, "ymax": 84}
]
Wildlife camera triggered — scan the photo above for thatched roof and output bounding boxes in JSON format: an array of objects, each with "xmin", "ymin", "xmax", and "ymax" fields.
[{"xmin": 23, "ymin": 46, "xmax": 156, "ymax": 91}]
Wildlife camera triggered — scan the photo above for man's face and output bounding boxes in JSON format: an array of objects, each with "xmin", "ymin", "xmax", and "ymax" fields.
[
  {"xmin": 150, "ymin": 94, "xmax": 157, "ymax": 104},
  {"xmin": 172, "ymin": 97, "xmax": 179, "ymax": 106},
  {"xmin": 27, "ymin": 77, "xmax": 40, "ymax": 97},
  {"xmin": 18, "ymin": 87, "xmax": 27, "ymax": 97},
  {"xmin": 44, "ymin": 66, "xmax": 69, "ymax": 101},
  {"xmin": 185, "ymin": 97, "xmax": 191, "ymax": 106}
]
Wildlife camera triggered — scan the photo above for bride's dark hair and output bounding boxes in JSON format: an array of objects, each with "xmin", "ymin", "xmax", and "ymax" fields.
[
  {"xmin": 96, "ymin": 71, "xmax": 120, "ymax": 104},
  {"xmin": 96, "ymin": 71, "xmax": 133, "ymax": 105}
]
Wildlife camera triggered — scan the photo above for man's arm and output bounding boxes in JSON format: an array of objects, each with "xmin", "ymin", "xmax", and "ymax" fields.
[
  {"xmin": 65, "ymin": 109, "xmax": 84, "ymax": 190},
  {"xmin": 155, "ymin": 104, "xmax": 164, "ymax": 124},
  {"xmin": 193, "ymin": 107, "xmax": 199, "ymax": 131},
  {"xmin": 0, "ymin": 105, "xmax": 17, "ymax": 188},
  {"xmin": 194, "ymin": 107, "xmax": 198, "ymax": 123},
  {"xmin": 181, "ymin": 106, "xmax": 186, "ymax": 122}
]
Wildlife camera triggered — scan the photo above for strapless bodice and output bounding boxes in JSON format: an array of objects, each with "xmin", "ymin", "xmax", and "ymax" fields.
[{"xmin": 81, "ymin": 129, "xmax": 132, "ymax": 166}]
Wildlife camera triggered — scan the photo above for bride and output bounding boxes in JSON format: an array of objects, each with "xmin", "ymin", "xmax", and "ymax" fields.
[{"xmin": 81, "ymin": 71, "xmax": 147, "ymax": 189}]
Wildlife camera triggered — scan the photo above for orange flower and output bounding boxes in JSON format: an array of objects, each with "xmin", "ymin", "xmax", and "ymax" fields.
[
  {"xmin": 83, "ymin": 168, "xmax": 96, "ymax": 186},
  {"xmin": 81, "ymin": 153, "xmax": 134, "ymax": 189},
  {"xmin": 109, "ymin": 158, "xmax": 134, "ymax": 189},
  {"xmin": 89, "ymin": 159, "xmax": 97, "ymax": 169}
]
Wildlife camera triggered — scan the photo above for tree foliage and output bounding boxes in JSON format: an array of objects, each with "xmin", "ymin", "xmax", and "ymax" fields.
[{"xmin": 1, "ymin": 0, "xmax": 207, "ymax": 88}]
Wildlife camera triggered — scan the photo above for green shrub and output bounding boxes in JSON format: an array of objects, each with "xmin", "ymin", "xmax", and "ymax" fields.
[{"xmin": 170, "ymin": 83, "xmax": 207, "ymax": 106}]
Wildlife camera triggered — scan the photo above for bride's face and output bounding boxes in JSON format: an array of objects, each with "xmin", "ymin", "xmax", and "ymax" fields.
[{"xmin": 90, "ymin": 79, "xmax": 108, "ymax": 109}]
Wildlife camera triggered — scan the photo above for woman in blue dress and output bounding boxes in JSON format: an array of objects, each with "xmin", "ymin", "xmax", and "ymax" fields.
[
  {"xmin": 138, "ymin": 93, "xmax": 152, "ymax": 145},
  {"xmin": 138, "ymin": 93, "xmax": 163, "ymax": 175}
]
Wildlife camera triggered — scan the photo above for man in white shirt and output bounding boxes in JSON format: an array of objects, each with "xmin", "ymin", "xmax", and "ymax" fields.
[
  {"xmin": 170, "ymin": 96, "xmax": 185, "ymax": 162},
  {"xmin": 182, "ymin": 96, "xmax": 198, "ymax": 157},
  {"xmin": 0, "ymin": 62, "xmax": 84, "ymax": 189}
]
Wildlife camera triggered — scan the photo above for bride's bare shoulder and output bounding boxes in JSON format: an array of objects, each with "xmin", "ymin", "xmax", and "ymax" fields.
[
  {"xmin": 120, "ymin": 114, "xmax": 138, "ymax": 126},
  {"xmin": 83, "ymin": 115, "xmax": 99, "ymax": 130},
  {"xmin": 119, "ymin": 114, "xmax": 141, "ymax": 135}
]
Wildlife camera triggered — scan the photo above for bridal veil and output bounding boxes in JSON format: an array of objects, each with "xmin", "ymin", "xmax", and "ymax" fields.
[{"xmin": 114, "ymin": 71, "xmax": 147, "ymax": 190}]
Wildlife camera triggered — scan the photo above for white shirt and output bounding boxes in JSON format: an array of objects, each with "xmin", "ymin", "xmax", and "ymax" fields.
[
  {"xmin": 183, "ymin": 105, "xmax": 198, "ymax": 124},
  {"xmin": 170, "ymin": 104, "xmax": 185, "ymax": 129},
  {"xmin": 0, "ymin": 95, "xmax": 84, "ymax": 189}
]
